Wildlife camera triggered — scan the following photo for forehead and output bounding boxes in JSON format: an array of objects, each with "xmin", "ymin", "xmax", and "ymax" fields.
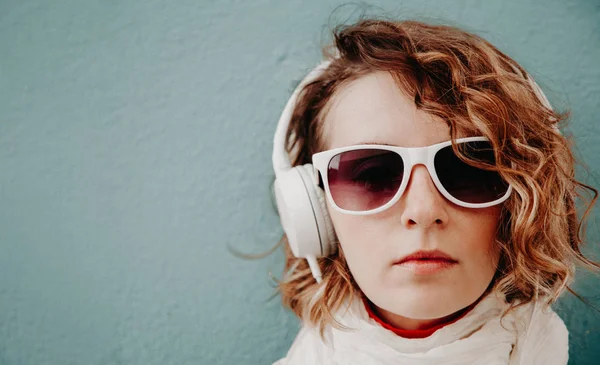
[{"xmin": 322, "ymin": 71, "xmax": 451, "ymax": 150}]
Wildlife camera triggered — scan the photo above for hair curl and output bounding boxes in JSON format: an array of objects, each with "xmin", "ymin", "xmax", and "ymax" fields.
[{"xmin": 275, "ymin": 18, "xmax": 598, "ymax": 335}]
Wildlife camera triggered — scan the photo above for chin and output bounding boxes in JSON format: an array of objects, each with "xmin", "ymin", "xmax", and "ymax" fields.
[{"xmin": 375, "ymin": 285, "xmax": 480, "ymax": 320}]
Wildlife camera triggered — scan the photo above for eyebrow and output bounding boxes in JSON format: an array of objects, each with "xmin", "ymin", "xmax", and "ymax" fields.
[
  {"xmin": 356, "ymin": 141, "xmax": 396, "ymax": 146},
  {"xmin": 355, "ymin": 136, "xmax": 473, "ymax": 147}
]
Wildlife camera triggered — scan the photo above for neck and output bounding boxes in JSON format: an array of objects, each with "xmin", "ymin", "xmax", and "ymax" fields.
[
  {"xmin": 374, "ymin": 304, "xmax": 472, "ymax": 331},
  {"xmin": 363, "ymin": 295, "xmax": 484, "ymax": 338}
]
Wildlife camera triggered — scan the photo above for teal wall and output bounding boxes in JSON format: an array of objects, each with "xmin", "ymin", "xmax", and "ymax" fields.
[{"xmin": 1, "ymin": 0, "xmax": 599, "ymax": 364}]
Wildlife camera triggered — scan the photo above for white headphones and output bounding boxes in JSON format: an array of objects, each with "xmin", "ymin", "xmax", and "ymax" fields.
[
  {"xmin": 272, "ymin": 59, "xmax": 556, "ymax": 284},
  {"xmin": 272, "ymin": 61, "xmax": 336, "ymax": 284}
]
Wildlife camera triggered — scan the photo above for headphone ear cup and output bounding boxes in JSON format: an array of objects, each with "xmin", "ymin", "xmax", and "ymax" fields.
[
  {"xmin": 273, "ymin": 164, "xmax": 337, "ymax": 259},
  {"xmin": 274, "ymin": 166, "xmax": 325, "ymax": 258},
  {"xmin": 298, "ymin": 165, "xmax": 337, "ymax": 256}
]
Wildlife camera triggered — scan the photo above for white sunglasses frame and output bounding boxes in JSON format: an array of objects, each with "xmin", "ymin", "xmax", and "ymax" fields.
[{"xmin": 311, "ymin": 136, "xmax": 513, "ymax": 215}]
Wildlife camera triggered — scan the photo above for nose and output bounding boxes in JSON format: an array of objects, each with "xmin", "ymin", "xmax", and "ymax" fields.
[{"xmin": 399, "ymin": 165, "xmax": 449, "ymax": 229}]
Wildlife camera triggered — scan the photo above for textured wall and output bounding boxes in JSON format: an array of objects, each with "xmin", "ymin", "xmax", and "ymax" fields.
[{"xmin": 0, "ymin": 0, "xmax": 599, "ymax": 364}]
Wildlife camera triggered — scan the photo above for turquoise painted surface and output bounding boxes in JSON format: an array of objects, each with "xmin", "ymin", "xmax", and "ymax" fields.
[{"xmin": 0, "ymin": 0, "xmax": 598, "ymax": 364}]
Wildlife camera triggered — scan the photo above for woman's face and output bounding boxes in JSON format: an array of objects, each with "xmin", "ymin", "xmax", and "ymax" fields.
[{"xmin": 322, "ymin": 71, "xmax": 501, "ymax": 329}]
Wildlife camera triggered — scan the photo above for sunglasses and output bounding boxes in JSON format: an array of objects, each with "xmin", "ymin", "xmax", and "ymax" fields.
[{"xmin": 312, "ymin": 136, "xmax": 512, "ymax": 215}]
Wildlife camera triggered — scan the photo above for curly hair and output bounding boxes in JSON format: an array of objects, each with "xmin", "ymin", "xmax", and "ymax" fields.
[{"xmin": 275, "ymin": 18, "xmax": 598, "ymax": 335}]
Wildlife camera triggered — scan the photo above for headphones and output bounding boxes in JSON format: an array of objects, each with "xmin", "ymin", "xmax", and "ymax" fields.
[
  {"xmin": 272, "ymin": 59, "xmax": 556, "ymax": 284},
  {"xmin": 272, "ymin": 61, "xmax": 335, "ymax": 284}
]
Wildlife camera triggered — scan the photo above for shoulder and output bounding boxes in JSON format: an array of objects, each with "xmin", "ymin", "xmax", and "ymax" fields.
[
  {"xmin": 272, "ymin": 325, "xmax": 331, "ymax": 365},
  {"xmin": 511, "ymin": 301, "xmax": 569, "ymax": 365}
]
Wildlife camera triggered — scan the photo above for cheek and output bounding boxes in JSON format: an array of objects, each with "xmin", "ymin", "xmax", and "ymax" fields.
[
  {"xmin": 460, "ymin": 207, "xmax": 502, "ymax": 256},
  {"xmin": 454, "ymin": 207, "xmax": 503, "ymax": 286},
  {"xmin": 327, "ymin": 208, "xmax": 384, "ymax": 278},
  {"xmin": 329, "ymin": 211, "xmax": 371, "ymax": 253}
]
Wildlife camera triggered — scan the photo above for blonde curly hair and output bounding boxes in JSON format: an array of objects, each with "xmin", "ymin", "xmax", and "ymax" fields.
[{"xmin": 275, "ymin": 18, "xmax": 598, "ymax": 334}]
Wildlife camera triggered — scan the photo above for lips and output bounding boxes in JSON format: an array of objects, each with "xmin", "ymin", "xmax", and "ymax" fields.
[
  {"xmin": 395, "ymin": 250, "xmax": 458, "ymax": 265},
  {"xmin": 393, "ymin": 250, "xmax": 458, "ymax": 275}
]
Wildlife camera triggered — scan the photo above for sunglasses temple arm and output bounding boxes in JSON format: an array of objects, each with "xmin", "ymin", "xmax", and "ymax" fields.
[
  {"xmin": 312, "ymin": 166, "xmax": 321, "ymax": 185},
  {"xmin": 306, "ymin": 255, "xmax": 323, "ymax": 284}
]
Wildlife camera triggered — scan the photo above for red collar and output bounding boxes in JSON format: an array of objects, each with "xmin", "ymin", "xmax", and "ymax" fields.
[{"xmin": 363, "ymin": 297, "xmax": 479, "ymax": 339}]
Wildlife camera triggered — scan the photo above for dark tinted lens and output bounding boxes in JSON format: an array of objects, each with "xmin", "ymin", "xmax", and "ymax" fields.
[
  {"xmin": 434, "ymin": 141, "xmax": 508, "ymax": 204},
  {"xmin": 327, "ymin": 149, "xmax": 404, "ymax": 211}
]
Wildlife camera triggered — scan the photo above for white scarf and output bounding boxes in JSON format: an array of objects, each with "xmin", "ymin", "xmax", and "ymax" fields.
[{"xmin": 274, "ymin": 291, "xmax": 568, "ymax": 365}]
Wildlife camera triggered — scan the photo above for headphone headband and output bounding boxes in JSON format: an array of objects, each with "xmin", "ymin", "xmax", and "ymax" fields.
[{"xmin": 272, "ymin": 61, "xmax": 332, "ymax": 178}]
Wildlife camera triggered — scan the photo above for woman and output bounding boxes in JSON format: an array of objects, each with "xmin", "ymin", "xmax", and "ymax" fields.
[{"xmin": 270, "ymin": 18, "xmax": 597, "ymax": 364}]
